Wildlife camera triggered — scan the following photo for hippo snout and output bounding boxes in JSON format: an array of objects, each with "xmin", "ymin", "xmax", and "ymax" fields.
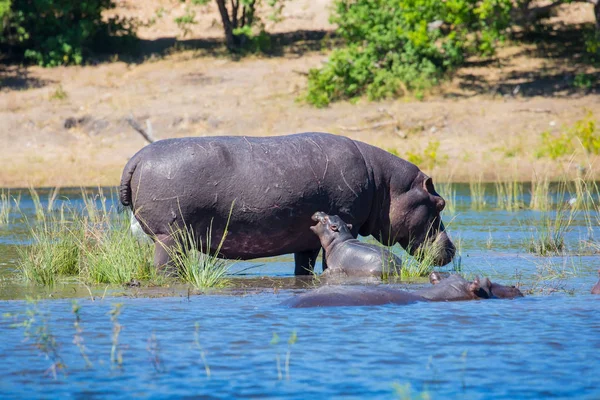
[
  {"xmin": 311, "ymin": 211, "xmax": 327, "ymax": 222},
  {"xmin": 434, "ymin": 231, "xmax": 455, "ymax": 266},
  {"xmin": 419, "ymin": 231, "xmax": 455, "ymax": 266}
]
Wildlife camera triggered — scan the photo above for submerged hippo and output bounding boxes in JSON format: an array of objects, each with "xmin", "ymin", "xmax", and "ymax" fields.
[
  {"xmin": 592, "ymin": 270, "xmax": 600, "ymax": 295},
  {"xmin": 310, "ymin": 211, "xmax": 401, "ymax": 278},
  {"xmin": 429, "ymin": 272, "xmax": 524, "ymax": 299},
  {"xmin": 282, "ymin": 275, "xmax": 489, "ymax": 308},
  {"xmin": 120, "ymin": 132, "xmax": 455, "ymax": 275}
]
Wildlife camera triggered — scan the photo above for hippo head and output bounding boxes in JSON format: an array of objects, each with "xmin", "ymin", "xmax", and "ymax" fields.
[
  {"xmin": 430, "ymin": 272, "xmax": 524, "ymax": 299},
  {"xmin": 310, "ymin": 212, "xmax": 353, "ymax": 248},
  {"xmin": 419, "ymin": 274, "xmax": 487, "ymax": 301},
  {"xmin": 383, "ymin": 173, "xmax": 455, "ymax": 266}
]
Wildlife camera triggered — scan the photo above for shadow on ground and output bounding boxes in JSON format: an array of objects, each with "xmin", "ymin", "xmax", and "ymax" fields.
[
  {"xmin": 448, "ymin": 23, "xmax": 600, "ymax": 98},
  {"xmin": 0, "ymin": 64, "xmax": 54, "ymax": 90},
  {"xmin": 102, "ymin": 29, "xmax": 338, "ymax": 63}
]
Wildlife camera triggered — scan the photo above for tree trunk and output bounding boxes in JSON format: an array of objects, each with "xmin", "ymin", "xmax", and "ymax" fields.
[{"xmin": 215, "ymin": 0, "xmax": 235, "ymax": 50}]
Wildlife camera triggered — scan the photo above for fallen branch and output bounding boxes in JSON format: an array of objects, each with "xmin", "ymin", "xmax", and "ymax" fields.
[
  {"xmin": 126, "ymin": 115, "xmax": 156, "ymax": 144},
  {"xmin": 338, "ymin": 120, "xmax": 398, "ymax": 132}
]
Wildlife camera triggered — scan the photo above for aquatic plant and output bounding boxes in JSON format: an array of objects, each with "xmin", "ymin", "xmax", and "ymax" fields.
[
  {"xmin": 529, "ymin": 174, "xmax": 551, "ymax": 211},
  {"xmin": 194, "ymin": 322, "xmax": 211, "ymax": 378},
  {"xmin": 434, "ymin": 182, "xmax": 456, "ymax": 214},
  {"xmin": 270, "ymin": 330, "xmax": 297, "ymax": 381},
  {"xmin": 8, "ymin": 299, "xmax": 66, "ymax": 379},
  {"xmin": 81, "ymin": 213, "xmax": 155, "ymax": 285},
  {"xmin": 526, "ymin": 257, "xmax": 579, "ymax": 295},
  {"xmin": 147, "ymin": 332, "xmax": 163, "ymax": 373},
  {"xmin": 400, "ymin": 238, "xmax": 446, "ymax": 279},
  {"xmin": 29, "ymin": 187, "xmax": 45, "ymax": 221},
  {"xmin": 469, "ymin": 176, "xmax": 486, "ymax": 210},
  {"xmin": 525, "ymin": 206, "xmax": 574, "ymax": 256},
  {"xmin": 18, "ymin": 213, "xmax": 82, "ymax": 285},
  {"xmin": 270, "ymin": 332, "xmax": 283, "ymax": 380},
  {"xmin": 285, "ymin": 330, "xmax": 297, "ymax": 381},
  {"xmin": 392, "ymin": 382, "xmax": 431, "ymax": 400},
  {"xmin": 167, "ymin": 203, "xmax": 235, "ymax": 289},
  {"xmin": 495, "ymin": 178, "xmax": 523, "ymax": 211},
  {"xmin": 72, "ymin": 300, "xmax": 92, "ymax": 368},
  {"xmin": 0, "ymin": 190, "xmax": 12, "ymax": 224},
  {"xmin": 109, "ymin": 303, "xmax": 123, "ymax": 369},
  {"xmin": 18, "ymin": 189, "xmax": 157, "ymax": 286}
]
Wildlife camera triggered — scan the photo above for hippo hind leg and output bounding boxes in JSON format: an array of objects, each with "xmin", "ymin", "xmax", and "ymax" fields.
[
  {"xmin": 154, "ymin": 234, "xmax": 178, "ymax": 277},
  {"xmin": 294, "ymin": 249, "xmax": 320, "ymax": 275}
]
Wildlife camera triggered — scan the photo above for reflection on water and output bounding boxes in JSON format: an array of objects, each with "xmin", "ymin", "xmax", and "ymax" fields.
[{"xmin": 0, "ymin": 186, "xmax": 599, "ymax": 397}]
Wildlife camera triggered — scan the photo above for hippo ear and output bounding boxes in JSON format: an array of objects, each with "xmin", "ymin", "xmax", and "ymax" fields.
[
  {"xmin": 423, "ymin": 177, "xmax": 435, "ymax": 194},
  {"xmin": 469, "ymin": 276, "xmax": 481, "ymax": 293},
  {"xmin": 346, "ymin": 223, "xmax": 353, "ymax": 230},
  {"xmin": 429, "ymin": 272, "xmax": 441, "ymax": 285}
]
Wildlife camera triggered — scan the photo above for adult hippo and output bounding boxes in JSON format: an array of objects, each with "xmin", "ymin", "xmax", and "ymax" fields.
[
  {"xmin": 282, "ymin": 275, "xmax": 488, "ymax": 308},
  {"xmin": 310, "ymin": 211, "xmax": 401, "ymax": 278},
  {"xmin": 429, "ymin": 272, "xmax": 524, "ymax": 299},
  {"xmin": 592, "ymin": 270, "xmax": 600, "ymax": 294},
  {"xmin": 119, "ymin": 132, "xmax": 455, "ymax": 275}
]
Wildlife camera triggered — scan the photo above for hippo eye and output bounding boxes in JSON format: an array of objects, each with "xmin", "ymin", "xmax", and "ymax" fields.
[{"xmin": 330, "ymin": 224, "xmax": 339, "ymax": 232}]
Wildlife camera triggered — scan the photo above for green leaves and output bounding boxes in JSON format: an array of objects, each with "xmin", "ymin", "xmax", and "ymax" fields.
[
  {"xmin": 1, "ymin": 0, "xmax": 135, "ymax": 66},
  {"xmin": 306, "ymin": 0, "xmax": 512, "ymax": 106}
]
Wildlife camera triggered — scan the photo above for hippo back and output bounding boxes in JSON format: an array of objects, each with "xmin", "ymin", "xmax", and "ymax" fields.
[{"xmin": 124, "ymin": 133, "xmax": 375, "ymax": 259}]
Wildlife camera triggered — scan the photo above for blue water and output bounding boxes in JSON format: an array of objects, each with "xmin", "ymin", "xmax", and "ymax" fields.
[{"xmin": 0, "ymin": 186, "xmax": 599, "ymax": 398}]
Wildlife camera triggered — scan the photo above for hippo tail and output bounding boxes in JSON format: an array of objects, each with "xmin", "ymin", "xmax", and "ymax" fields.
[{"xmin": 119, "ymin": 154, "xmax": 141, "ymax": 208}]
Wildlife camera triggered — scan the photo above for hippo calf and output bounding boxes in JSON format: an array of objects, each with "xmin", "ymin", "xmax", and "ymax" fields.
[
  {"xmin": 429, "ymin": 272, "xmax": 524, "ymax": 299},
  {"xmin": 310, "ymin": 211, "xmax": 401, "ymax": 278},
  {"xmin": 282, "ymin": 275, "xmax": 491, "ymax": 308},
  {"xmin": 592, "ymin": 270, "xmax": 600, "ymax": 295},
  {"xmin": 119, "ymin": 132, "xmax": 455, "ymax": 275}
]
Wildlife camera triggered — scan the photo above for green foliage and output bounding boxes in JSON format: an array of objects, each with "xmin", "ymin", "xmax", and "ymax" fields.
[
  {"xmin": 167, "ymin": 205, "xmax": 234, "ymax": 289},
  {"xmin": 536, "ymin": 130, "xmax": 575, "ymax": 160},
  {"xmin": 174, "ymin": 7, "xmax": 198, "ymax": 37},
  {"xmin": 536, "ymin": 111, "xmax": 600, "ymax": 159},
  {"xmin": 573, "ymin": 73, "xmax": 595, "ymax": 90},
  {"xmin": 406, "ymin": 140, "xmax": 447, "ymax": 171},
  {"xmin": 495, "ymin": 179, "xmax": 524, "ymax": 211},
  {"xmin": 526, "ymin": 207, "xmax": 574, "ymax": 256},
  {"xmin": 305, "ymin": 0, "xmax": 512, "ymax": 106},
  {"xmin": 82, "ymin": 215, "xmax": 155, "ymax": 284},
  {"xmin": 48, "ymin": 85, "xmax": 68, "ymax": 101},
  {"xmin": 1, "ymin": 0, "xmax": 136, "ymax": 66},
  {"xmin": 18, "ymin": 214, "xmax": 82, "ymax": 285}
]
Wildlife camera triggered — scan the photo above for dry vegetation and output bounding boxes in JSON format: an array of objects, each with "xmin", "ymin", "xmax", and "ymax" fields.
[{"xmin": 1, "ymin": 0, "xmax": 600, "ymax": 187}]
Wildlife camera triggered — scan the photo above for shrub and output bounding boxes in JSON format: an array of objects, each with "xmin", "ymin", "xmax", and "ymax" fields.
[
  {"xmin": 305, "ymin": 0, "xmax": 512, "ymax": 106},
  {"xmin": 406, "ymin": 140, "xmax": 447, "ymax": 171},
  {"xmin": 536, "ymin": 111, "xmax": 599, "ymax": 159},
  {"xmin": 1, "ymin": 0, "xmax": 135, "ymax": 66}
]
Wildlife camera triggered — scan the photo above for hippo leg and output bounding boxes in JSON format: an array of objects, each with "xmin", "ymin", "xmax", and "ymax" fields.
[
  {"xmin": 154, "ymin": 234, "xmax": 177, "ymax": 276},
  {"xmin": 322, "ymin": 248, "xmax": 328, "ymax": 272},
  {"xmin": 294, "ymin": 249, "xmax": 320, "ymax": 275}
]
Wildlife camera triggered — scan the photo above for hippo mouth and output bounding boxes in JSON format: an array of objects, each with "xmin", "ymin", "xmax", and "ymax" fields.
[{"xmin": 413, "ymin": 231, "xmax": 456, "ymax": 266}]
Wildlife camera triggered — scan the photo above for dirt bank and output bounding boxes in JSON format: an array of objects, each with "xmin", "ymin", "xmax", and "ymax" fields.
[{"xmin": 2, "ymin": 0, "xmax": 600, "ymax": 187}]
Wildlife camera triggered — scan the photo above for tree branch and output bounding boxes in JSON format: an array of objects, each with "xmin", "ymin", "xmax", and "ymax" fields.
[{"xmin": 126, "ymin": 116, "xmax": 155, "ymax": 144}]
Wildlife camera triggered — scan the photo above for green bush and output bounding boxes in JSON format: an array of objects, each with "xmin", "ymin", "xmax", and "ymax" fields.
[
  {"xmin": 1, "ymin": 0, "xmax": 135, "ymax": 66},
  {"xmin": 305, "ymin": 0, "xmax": 512, "ymax": 106},
  {"xmin": 536, "ymin": 111, "xmax": 600, "ymax": 159}
]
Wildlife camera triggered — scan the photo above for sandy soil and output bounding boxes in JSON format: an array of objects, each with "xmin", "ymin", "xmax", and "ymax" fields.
[{"xmin": 1, "ymin": 0, "xmax": 600, "ymax": 187}]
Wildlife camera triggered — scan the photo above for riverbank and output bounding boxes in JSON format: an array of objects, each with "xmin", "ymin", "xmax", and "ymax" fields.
[{"xmin": 2, "ymin": 0, "xmax": 600, "ymax": 187}]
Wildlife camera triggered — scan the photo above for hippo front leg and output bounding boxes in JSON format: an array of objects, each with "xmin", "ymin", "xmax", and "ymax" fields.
[
  {"xmin": 294, "ymin": 249, "xmax": 320, "ymax": 275},
  {"xmin": 154, "ymin": 234, "xmax": 178, "ymax": 276},
  {"xmin": 321, "ymin": 248, "xmax": 328, "ymax": 272}
]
